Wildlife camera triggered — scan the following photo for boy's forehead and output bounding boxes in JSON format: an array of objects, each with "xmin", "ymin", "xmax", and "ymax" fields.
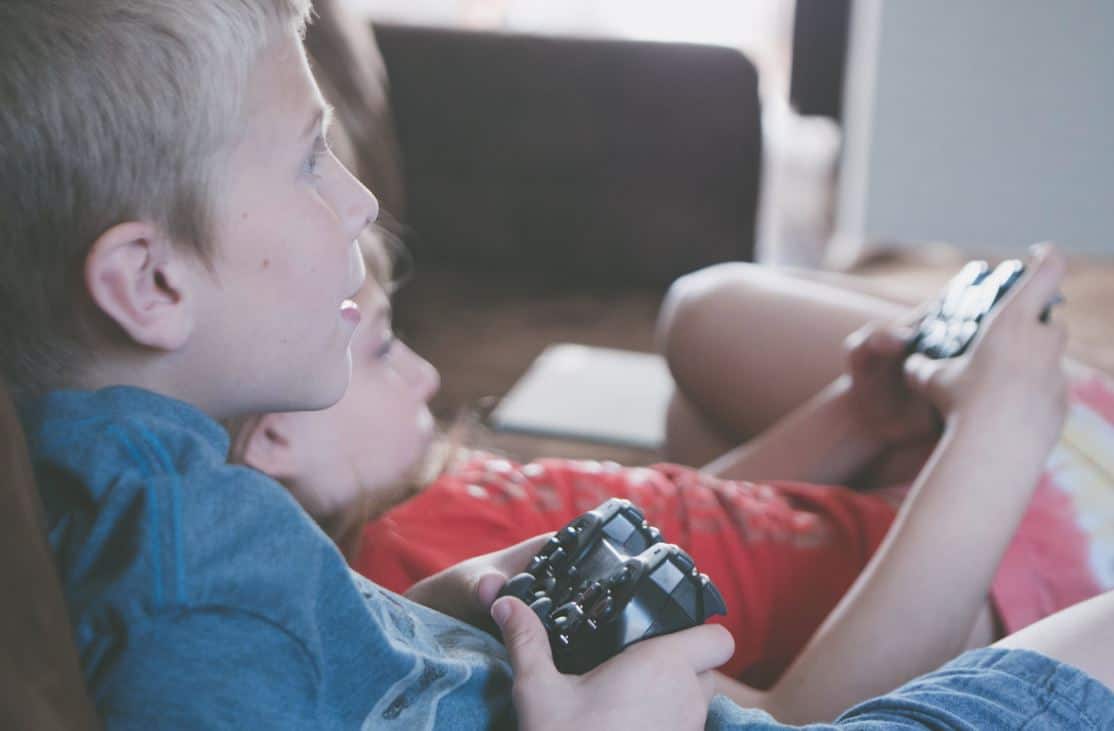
[{"xmin": 244, "ymin": 35, "xmax": 323, "ymax": 144}]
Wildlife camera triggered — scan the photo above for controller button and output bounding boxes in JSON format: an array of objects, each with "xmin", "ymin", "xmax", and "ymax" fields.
[
  {"xmin": 701, "ymin": 576, "xmax": 728, "ymax": 616},
  {"xmin": 557, "ymin": 526, "xmax": 580, "ymax": 548},
  {"xmin": 672, "ymin": 549, "xmax": 696, "ymax": 573},
  {"xmin": 548, "ymin": 547, "xmax": 568, "ymax": 568},
  {"xmin": 588, "ymin": 595, "xmax": 614, "ymax": 621},
  {"xmin": 650, "ymin": 560, "xmax": 686, "ymax": 594},
  {"xmin": 603, "ymin": 515, "xmax": 636, "ymax": 543},
  {"xmin": 624, "ymin": 607, "xmax": 654, "ymax": 640},
  {"xmin": 672, "ymin": 577, "xmax": 699, "ymax": 622},
  {"xmin": 503, "ymin": 572, "xmax": 536, "ymax": 599},
  {"xmin": 528, "ymin": 596, "xmax": 553, "ymax": 620}
]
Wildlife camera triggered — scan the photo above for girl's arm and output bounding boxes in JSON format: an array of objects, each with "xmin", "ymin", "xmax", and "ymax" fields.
[
  {"xmin": 717, "ymin": 247, "xmax": 1069, "ymax": 723},
  {"xmin": 706, "ymin": 315, "xmax": 940, "ymax": 486},
  {"xmin": 703, "ymin": 376, "xmax": 888, "ymax": 485}
]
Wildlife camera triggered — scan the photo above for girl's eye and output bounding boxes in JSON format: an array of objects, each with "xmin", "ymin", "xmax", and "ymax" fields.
[
  {"xmin": 373, "ymin": 332, "xmax": 396, "ymax": 360},
  {"xmin": 305, "ymin": 135, "xmax": 329, "ymax": 179}
]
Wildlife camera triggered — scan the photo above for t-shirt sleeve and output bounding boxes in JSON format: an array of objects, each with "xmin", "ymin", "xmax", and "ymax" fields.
[{"xmin": 95, "ymin": 608, "xmax": 320, "ymax": 729}]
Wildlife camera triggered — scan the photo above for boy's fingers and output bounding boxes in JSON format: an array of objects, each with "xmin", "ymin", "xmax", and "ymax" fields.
[
  {"xmin": 475, "ymin": 533, "xmax": 555, "ymax": 608},
  {"xmin": 474, "ymin": 571, "xmax": 507, "ymax": 610},
  {"xmin": 491, "ymin": 597, "xmax": 557, "ymax": 682},
  {"xmin": 647, "ymin": 623, "xmax": 735, "ymax": 674},
  {"xmin": 500, "ymin": 534, "xmax": 556, "ymax": 572}
]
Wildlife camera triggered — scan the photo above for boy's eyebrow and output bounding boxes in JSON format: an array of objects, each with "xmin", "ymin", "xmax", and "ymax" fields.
[{"xmin": 301, "ymin": 103, "xmax": 335, "ymax": 140}]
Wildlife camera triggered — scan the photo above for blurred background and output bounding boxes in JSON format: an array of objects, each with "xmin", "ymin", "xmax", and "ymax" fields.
[{"xmin": 315, "ymin": 0, "xmax": 1113, "ymax": 463}]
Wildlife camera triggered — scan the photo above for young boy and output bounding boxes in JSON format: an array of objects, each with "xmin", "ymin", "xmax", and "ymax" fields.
[{"xmin": 3, "ymin": 1, "xmax": 1113, "ymax": 729}]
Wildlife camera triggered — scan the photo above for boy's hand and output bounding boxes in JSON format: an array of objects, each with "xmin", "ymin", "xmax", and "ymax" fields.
[
  {"xmin": 492, "ymin": 595, "xmax": 733, "ymax": 731},
  {"xmin": 403, "ymin": 534, "xmax": 553, "ymax": 631},
  {"xmin": 842, "ymin": 313, "xmax": 941, "ymax": 450},
  {"xmin": 903, "ymin": 244, "xmax": 1069, "ymax": 454}
]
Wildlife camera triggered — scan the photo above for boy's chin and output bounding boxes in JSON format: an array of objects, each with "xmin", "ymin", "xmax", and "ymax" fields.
[{"xmin": 294, "ymin": 363, "xmax": 352, "ymax": 412}]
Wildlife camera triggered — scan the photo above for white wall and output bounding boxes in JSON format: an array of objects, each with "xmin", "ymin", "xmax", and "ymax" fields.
[{"xmin": 838, "ymin": 0, "xmax": 1114, "ymax": 256}]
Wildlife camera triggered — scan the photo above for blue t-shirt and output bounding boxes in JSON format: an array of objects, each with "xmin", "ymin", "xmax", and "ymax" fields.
[
  {"xmin": 23, "ymin": 386, "xmax": 796, "ymax": 730},
  {"xmin": 23, "ymin": 386, "xmax": 519, "ymax": 729}
]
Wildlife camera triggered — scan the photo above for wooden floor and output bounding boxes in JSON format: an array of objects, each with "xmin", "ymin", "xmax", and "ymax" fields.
[{"xmin": 396, "ymin": 247, "xmax": 1114, "ymax": 467}]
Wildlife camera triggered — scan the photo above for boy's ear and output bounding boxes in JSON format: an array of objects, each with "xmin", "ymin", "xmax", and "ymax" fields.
[
  {"xmin": 84, "ymin": 221, "xmax": 196, "ymax": 350},
  {"xmin": 239, "ymin": 413, "xmax": 300, "ymax": 480}
]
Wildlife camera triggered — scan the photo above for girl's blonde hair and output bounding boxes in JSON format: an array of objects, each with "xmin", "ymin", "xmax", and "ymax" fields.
[{"xmin": 0, "ymin": 0, "xmax": 312, "ymax": 402}]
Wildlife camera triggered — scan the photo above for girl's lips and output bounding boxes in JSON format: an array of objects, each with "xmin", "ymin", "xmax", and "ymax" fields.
[{"xmin": 340, "ymin": 298, "xmax": 361, "ymax": 325}]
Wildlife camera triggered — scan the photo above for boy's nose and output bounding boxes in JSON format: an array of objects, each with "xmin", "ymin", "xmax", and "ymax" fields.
[{"xmin": 337, "ymin": 163, "xmax": 379, "ymax": 239}]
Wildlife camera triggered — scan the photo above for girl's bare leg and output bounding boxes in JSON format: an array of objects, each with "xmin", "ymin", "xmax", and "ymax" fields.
[
  {"xmin": 658, "ymin": 262, "xmax": 1002, "ymax": 650},
  {"xmin": 995, "ymin": 590, "xmax": 1114, "ymax": 689},
  {"xmin": 656, "ymin": 262, "xmax": 906, "ymax": 465}
]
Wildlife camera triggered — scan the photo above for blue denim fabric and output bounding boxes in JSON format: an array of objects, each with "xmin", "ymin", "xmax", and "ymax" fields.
[{"xmin": 704, "ymin": 647, "xmax": 1114, "ymax": 730}]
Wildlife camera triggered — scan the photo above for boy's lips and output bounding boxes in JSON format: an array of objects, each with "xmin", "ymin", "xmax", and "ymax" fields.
[
  {"xmin": 340, "ymin": 298, "xmax": 361, "ymax": 324},
  {"xmin": 339, "ymin": 271, "xmax": 366, "ymax": 324}
]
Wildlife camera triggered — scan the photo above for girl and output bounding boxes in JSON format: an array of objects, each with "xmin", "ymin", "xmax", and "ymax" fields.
[{"xmin": 230, "ymin": 241, "xmax": 1114, "ymax": 721}]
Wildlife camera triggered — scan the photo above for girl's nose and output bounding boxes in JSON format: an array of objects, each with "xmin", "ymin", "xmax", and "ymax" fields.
[{"xmin": 393, "ymin": 341, "xmax": 440, "ymax": 402}]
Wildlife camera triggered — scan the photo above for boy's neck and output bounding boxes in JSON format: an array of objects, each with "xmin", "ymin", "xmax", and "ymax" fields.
[{"xmin": 77, "ymin": 348, "xmax": 229, "ymax": 420}]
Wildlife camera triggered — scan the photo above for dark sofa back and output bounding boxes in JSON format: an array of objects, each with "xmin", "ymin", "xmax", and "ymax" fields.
[{"xmin": 376, "ymin": 25, "xmax": 761, "ymax": 285}]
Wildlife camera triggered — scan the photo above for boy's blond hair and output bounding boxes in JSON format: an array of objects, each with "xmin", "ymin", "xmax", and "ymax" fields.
[{"xmin": 0, "ymin": 0, "xmax": 312, "ymax": 402}]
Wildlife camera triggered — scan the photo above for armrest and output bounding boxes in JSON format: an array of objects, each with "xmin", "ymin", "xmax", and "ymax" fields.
[
  {"xmin": 0, "ymin": 385, "xmax": 99, "ymax": 730},
  {"xmin": 375, "ymin": 24, "xmax": 761, "ymax": 285}
]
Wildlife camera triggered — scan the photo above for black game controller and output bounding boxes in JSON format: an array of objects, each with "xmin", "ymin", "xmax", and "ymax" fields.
[
  {"xmin": 911, "ymin": 259, "xmax": 1058, "ymax": 359},
  {"xmin": 498, "ymin": 498, "xmax": 726, "ymax": 674}
]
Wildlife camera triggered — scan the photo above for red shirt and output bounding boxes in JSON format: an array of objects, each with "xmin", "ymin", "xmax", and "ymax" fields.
[
  {"xmin": 356, "ymin": 458, "xmax": 895, "ymax": 685},
  {"xmin": 354, "ymin": 373, "xmax": 1114, "ymax": 686}
]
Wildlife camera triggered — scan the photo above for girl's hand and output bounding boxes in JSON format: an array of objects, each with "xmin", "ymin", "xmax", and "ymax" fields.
[
  {"xmin": 904, "ymin": 244, "xmax": 1069, "ymax": 455},
  {"xmin": 403, "ymin": 533, "xmax": 553, "ymax": 631},
  {"xmin": 491, "ymin": 595, "xmax": 733, "ymax": 731},
  {"xmin": 843, "ymin": 314, "xmax": 942, "ymax": 450}
]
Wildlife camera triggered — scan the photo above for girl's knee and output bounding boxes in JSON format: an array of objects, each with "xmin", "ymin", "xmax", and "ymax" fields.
[{"xmin": 656, "ymin": 262, "xmax": 766, "ymax": 359}]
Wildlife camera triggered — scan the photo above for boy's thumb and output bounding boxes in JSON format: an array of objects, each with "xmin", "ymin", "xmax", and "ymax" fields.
[{"xmin": 491, "ymin": 596, "xmax": 556, "ymax": 680}]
